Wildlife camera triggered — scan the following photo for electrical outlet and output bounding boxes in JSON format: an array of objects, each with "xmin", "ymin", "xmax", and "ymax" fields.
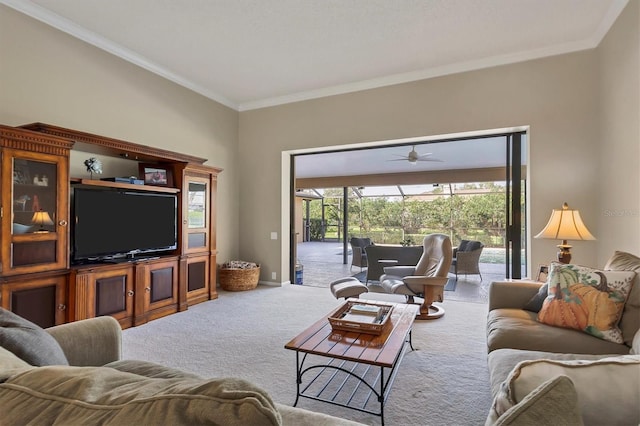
[
  {"xmin": 271, "ymin": 272, "xmax": 276, "ymax": 280},
  {"xmin": 270, "ymin": 232, "xmax": 278, "ymax": 240}
]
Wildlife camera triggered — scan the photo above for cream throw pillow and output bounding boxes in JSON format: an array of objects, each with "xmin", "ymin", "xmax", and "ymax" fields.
[
  {"xmin": 491, "ymin": 355, "xmax": 640, "ymax": 425},
  {"xmin": 604, "ymin": 250, "xmax": 640, "ymax": 347},
  {"xmin": 487, "ymin": 375, "xmax": 583, "ymax": 426}
]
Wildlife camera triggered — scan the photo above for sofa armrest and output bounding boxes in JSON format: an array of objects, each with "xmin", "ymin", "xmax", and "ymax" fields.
[
  {"xmin": 488, "ymin": 280, "xmax": 543, "ymax": 311},
  {"xmin": 46, "ymin": 316, "xmax": 122, "ymax": 366}
]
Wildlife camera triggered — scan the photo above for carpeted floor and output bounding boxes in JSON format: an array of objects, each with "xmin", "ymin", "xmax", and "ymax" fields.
[{"xmin": 122, "ymin": 284, "xmax": 492, "ymax": 425}]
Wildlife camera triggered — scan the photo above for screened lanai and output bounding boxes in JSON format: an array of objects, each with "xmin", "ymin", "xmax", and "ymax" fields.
[{"xmin": 292, "ymin": 131, "xmax": 528, "ymax": 290}]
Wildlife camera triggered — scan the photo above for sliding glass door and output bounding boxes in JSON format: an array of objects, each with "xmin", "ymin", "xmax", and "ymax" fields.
[{"xmin": 505, "ymin": 132, "xmax": 527, "ymax": 279}]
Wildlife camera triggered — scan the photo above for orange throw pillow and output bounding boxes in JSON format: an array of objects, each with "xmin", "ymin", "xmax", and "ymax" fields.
[{"xmin": 537, "ymin": 263, "xmax": 636, "ymax": 343}]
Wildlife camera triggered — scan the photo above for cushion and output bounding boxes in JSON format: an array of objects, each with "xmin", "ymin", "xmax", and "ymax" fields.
[
  {"xmin": 465, "ymin": 240, "xmax": 483, "ymax": 252},
  {"xmin": 0, "ymin": 365, "xmax": 282, "ymax": 425},
  {"xmin": 490, "ymin": 355, "xmax": 640, "ymax": 426},
  {"xmin": 523, "ymin": 283, "xmax": 548, "ymax": 313},
  {"xmin": 487, "ymin": 309, "xmax": 629, "ymax": 355},
  {"xmin": 487, "ymin": 348, "xmax": 609, "ymax": 398},
  {"xmin": 0, "ymin": 308, "xmax": 68, "ymax": 366},
  {"xmin": 604, "ymin": 250, "xmax": 640, "ymax": 346},
  {"xmin": 537, "ymin": 263, "xmax": 636, "ymax": 343},
  {"xmin": 487, "ymin": 375, "xmax": 583, "ymax": 426},
  {"xmin": 632, "ymin": 328, "xmax": 640, "ymax": 355},
  {"xmin": 457, "ymin": 240, "xmax": 470, "ymax": 251},
  {"xmin": 104, "ymin": 359, "xmax": 201, "ymax": 379},
  {"xmin": 0, "ymin": 346, "xmax": 33, "ymax": 382}
]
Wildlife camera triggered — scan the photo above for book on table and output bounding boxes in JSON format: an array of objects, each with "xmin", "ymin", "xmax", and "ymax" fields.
[
  {"xmin": 349, "ymin": 304, "xmax": 383, "ymax": 316},
  {"xmin": 340, "ymin": 304, "xmax": 384, "ymax": 323}
]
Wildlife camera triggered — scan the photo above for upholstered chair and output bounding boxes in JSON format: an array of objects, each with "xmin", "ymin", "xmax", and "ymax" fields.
[{"xmin": 379, "ymin": 234, "xmax": 453, "ymax": 319}]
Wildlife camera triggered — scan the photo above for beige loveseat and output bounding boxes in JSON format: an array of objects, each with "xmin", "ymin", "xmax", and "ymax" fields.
[
  {"xmin": 484, "ymin": 251, "xmax": 640, "ymax": 425},
  {"xmin": 0, "ymin": 312, "xmax": 363, "ymax": 426}
]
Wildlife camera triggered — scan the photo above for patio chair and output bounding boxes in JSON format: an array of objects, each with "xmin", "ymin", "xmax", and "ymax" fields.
[
  {"xmin": 379, "ymin": 234, "xmax": 452, "ymax": 320},
  {"xmin": 349, "ymin": 237, "xmax": 373, "ymax": 271},
  {"xmin": 450, "ymin": 240, "xmax": 484, "ymax": 281}
]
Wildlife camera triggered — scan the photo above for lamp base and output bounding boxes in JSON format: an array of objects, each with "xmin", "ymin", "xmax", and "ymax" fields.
[{"xmin": 557, "ymin": 244, "xmax": 572, "ymax": 264}]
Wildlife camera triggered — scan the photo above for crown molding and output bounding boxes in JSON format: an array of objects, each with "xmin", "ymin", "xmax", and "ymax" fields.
[
  {"xmin": 239, "ymin": 38, "xmax": 596, "ymax": 111},
  {"xmin": 3, "ymin": 0, "xmax": 628, "ymax": 113}
]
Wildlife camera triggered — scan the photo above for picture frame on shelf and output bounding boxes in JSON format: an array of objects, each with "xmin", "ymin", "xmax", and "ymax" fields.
[
  {"xmin": 536, "ymin": 264, "xmax": 549, "ymax": 283},
  {"xmin": 139, "ymin": 164, "xmax": 172, "ymax": 186}
]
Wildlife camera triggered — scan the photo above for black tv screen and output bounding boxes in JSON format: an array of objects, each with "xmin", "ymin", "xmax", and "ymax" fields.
[{"xmin": 72, "ymin": 188, "xmax": 177, "ymax": 262}]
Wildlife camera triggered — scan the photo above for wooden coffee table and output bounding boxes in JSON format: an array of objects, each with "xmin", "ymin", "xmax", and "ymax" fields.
[{"xmin": 284, "ymin": 299, "xmax": 418, "ymax": 425}]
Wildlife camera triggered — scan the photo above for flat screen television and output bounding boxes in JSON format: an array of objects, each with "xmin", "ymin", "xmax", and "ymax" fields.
[{"xmin": 72, "ymin": 188, "xmax": 178, "ymax": 263}]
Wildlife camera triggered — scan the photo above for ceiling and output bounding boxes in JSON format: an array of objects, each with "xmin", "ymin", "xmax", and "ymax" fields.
[
  {"xmin": 295, "ymin": 134, "xmax": 518, "ymax": 179},
  {"xmin": 2, "ymin": 0, "xmax": 626, "ymax": 112}
]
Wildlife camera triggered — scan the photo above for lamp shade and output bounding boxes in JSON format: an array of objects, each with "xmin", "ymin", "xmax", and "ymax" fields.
[
  {"xmin": 535, "ymin": 202, "xmax": 595, "ymax": 241},
  {"xmin": 31, "ymin": 210, "xmax": 54, "ymax": 229}
]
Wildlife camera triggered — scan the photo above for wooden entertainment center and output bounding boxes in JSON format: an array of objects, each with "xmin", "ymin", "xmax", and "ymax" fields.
[{"xmin": 0, "ymin": 123, "xmax": 221, "ymax": 329}]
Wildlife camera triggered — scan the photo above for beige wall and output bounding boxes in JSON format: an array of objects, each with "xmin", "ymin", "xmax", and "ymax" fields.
[
  {"xmin": 240, "ymin": 2, "xmax": 638, "ymax": 282},
  {"xmin": 1, "ymin": 3, "xmax": 637, "ymax": 284},
  {"xmin": 596, "ymin": 0, "xmax": 640, "ymax": 264},
  {"xmin": 241, "ymin": 51, "xmax": 604, "ymax": 280},
  {"xmin": 0, "ymin": 6, "xmax": 240, "ymax": 262}
]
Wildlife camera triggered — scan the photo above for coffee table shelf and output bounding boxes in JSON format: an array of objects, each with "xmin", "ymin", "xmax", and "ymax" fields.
[{"xmin": 285, "ymin": 299, "xmax": 418, "ymax": 425}]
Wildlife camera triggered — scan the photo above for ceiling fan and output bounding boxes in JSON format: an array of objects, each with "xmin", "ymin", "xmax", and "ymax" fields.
[{"xmin": 388, "ymin": 145, "xmax": 443, "ymax": 165}]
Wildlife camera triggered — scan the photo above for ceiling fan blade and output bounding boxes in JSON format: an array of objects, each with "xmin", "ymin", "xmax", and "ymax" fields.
[
  {"xmin": 416, "ymin": 157, "xmax": 444, "ymax": 162},
  {"xmin": 386, "ymin": 158, "xmax": 409, "ymax": 162}
]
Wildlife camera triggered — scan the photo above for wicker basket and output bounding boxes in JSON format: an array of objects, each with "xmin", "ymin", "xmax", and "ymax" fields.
[{"xmin": 219, "ymin": 265, "xmax": 260, "ymax": 291}]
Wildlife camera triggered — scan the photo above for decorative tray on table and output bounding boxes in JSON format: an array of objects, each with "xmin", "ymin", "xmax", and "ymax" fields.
[{"xmin": 328, "ymin": 301, "xmax": 393, "ymax": 335}]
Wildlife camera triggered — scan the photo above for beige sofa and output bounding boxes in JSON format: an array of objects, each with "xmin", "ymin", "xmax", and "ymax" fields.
[
  {"xmin": 484, "ymin": 251, "xmax": 640, "ymax": 425},
  {"xmin": 0, "ymin": 313, "xmax": 363, "ymax": 426}
]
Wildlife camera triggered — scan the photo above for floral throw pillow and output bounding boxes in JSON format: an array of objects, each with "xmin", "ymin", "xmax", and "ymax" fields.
[{"xmin": 537, "ymin": 263, "xmax": 636, "ymax": 343}]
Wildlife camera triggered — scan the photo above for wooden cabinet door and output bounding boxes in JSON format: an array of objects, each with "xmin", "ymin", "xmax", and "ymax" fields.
[
  {"xmin": 134, "ymin": 257, "xmax": 178, "ymax": 326},
  {"xmin": 70, "ymin": 264, "xmax": 134, "ymax": 328},
  {"xmin": 182, "ymin": 254, "xmax": 210, "ymax": 306},
  {"xmin": 0, "ymin": 274, "xmax": 67, "ymax": 328},
  {"xmin": 177, "ymin": 165, "xmax": 219, "ymax": 307},
  {"xmin": 1, "ymin": 148, "xmax": 69, "ymax": 276}
]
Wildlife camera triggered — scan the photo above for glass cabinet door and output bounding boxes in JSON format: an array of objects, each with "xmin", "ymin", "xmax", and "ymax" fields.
[
  {"xmin": 12, "ymin": 158, "xmax": 57, "ymax": 235},
  {"xmin": 3, "ymin": 149, "xmax": 69, "ymax": 275},
  {"xmin": 183, "ymin": 177, "xmax": 210, "ymax": 253},
  {"xmin": 187, "ymin": 182, "xmax": 206, "ymax": 229}
]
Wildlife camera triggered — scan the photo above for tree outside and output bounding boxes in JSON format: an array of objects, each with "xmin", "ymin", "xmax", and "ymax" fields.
[{"xmin": 303, "ymin": 182, "xmax": 512, "ymax": 250}]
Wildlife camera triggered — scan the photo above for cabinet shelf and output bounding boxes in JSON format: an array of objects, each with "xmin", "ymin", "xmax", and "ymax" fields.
[
  {"xmin": 70, "ymin": 178, "xmax": 180, "ymax": 194},
  {"xmin": 13, "ymin": 183, "xmax": 52, "ymax": 189}
]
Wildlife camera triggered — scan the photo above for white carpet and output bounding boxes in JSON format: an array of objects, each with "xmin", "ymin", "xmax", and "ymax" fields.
[{"xmin": 122, "ymin": 284, "xmax": 492, "ymax": 425}]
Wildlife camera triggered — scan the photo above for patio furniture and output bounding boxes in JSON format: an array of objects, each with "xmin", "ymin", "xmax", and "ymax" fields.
[
  {"xmin": 450, "ymin": 240, "xmax": 484, "ymax": 281},
  {"xmin": 349, "ymin": 237, "xmax": 373, "ymax": 271},
  {"xmin": 364, "ymin": 245, "xmax": 423, "ymax": 284},
  {"xmin": 379, "ymin": 234, "xmax": 453, "ymax": 320}
]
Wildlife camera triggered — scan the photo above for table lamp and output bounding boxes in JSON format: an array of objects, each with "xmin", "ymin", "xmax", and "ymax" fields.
[
  {"xmin": 534, "ymin": 202, "xmax": 595, "ymax": 264},
  {"xmin": 31, "ymin": 210, "xmax": 54, "ymax": 233}
]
